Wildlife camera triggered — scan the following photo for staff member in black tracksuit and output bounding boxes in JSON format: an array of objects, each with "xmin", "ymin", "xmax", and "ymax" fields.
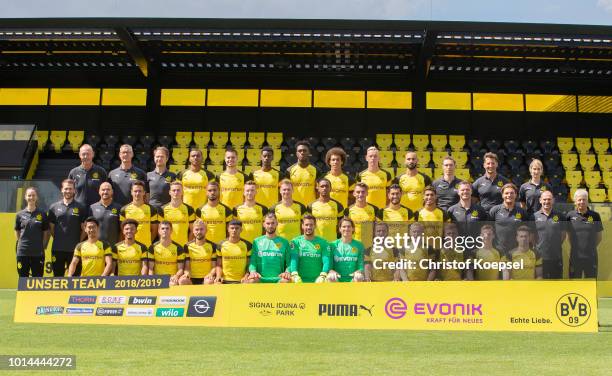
[
  {"xmin": 533, "ymin": 190, "xmax": 567, "ymax": 279},
  {"xmin": 14, "ymin": 187, "xmax": 50, "ymax": 277},
  {"xmin": 566, "ymin": 189, "xmax": 603, "ymax": 279}
]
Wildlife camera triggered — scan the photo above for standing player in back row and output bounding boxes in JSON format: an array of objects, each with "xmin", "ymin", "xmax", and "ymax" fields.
[
  {"xmin": 68, "ymin": 144, "xmax": 108, "ymax": 207},
  {"xmin": 393, "ymin": 151, "xmax": 432, "ymax": 213},
  {"xmin": 356, "ymin": 146, "xmax": 392, "ymax": 209},
  {"xmin": 247, "ymin": 213, "xmax": 292, "ymax": 283},
  {"xmin": 218, "ymin": 148, "xmax": 248, "ymax": 210},
  {"xmin": 147, "ymin": 146, "xmax": 176, "ymax": 209},
  {"xmin": 177, "ymin": 149, "xmax": 215, "ymax": 210},
  {"xmin": 323, "ymin": 147, "xmax": 355, "ymax": 210},
  {"xmin": 286, "ymin": 140, "xmax": 322, "ymax": 206},
  {"xmin": 519, "ymin": 158, "xmax": 552, "ymax": 216},
  {"xmin": 250, "ymin": 146, "xmax": 281, "ymax": 208}
]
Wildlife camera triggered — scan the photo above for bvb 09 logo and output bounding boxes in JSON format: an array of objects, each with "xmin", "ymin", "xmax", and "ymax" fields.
[{"xmin": 556, "ymin": 293, "xmax": 591, "ymax": 327}]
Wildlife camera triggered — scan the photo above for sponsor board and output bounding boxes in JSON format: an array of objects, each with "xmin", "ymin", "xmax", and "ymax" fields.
[
  {"xmin": 98, "ymin": 296, "xmax": 127, "ymax": 305},
  {"xmin": 187, "ymin": 297, "xmax": 217, "ymax": 317},
  {"xmin": 18, "ymin": 276, "xmax": 170, "ymax": 291},
  {"xmin": 125, "ymin": 308, "xmax": 154, "ymax": 317},
  {"xmin": 65, "ymin": 307, "xmax": 94, "ymax": 316},
  {"xmin": 68, "ymin": 295, "xmax": 97, "ymax": 304},
  {"xmin": 158, "ymin": 296, "xmax": 186, "ymax": 306},
  {"xmin": 95, "ymin": 307, "xmax": 124, "ymax": 316},
  {"xmin": 128, "ymin": 296, "xmax": 156, "ymax": 305},
  {"xmin": 156, "ymin": 308, "xmax": 184, "ymax": 317},
  {"xmin": 35, "ymin": 306, "xmax": 64, "ymax": 315}
]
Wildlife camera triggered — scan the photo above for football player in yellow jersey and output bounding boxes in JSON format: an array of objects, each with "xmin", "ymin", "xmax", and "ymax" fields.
[
  {"xmin": 324, "ymin": 147, "xmax": 355, "ymax": 209},
  {"xmin": 393, "ymin": 151, "xmax": 432, "ymax": 213},
  {"xmin": 270, "ymin": 179, "xmax": 307, "ymax": 241},
  {"xmin": 148, "ymin": 221, "xmax": 186, "ymax": 286},
  {"xmin": 502, "ymin": 226, "xmax": 543, "ymax": 280},
  {"xmin": 432, "ymin": 223, "xmax": 465, "ymax": 281},
  {"xmin": 218, "ymin": 148, "xmax": 248, "ymax": 210},
  {"xmin": 111, "ymin": 219, "xmax": 149, "ymax": 276},
  {"xmin": 214, "ymin": 219, "xmax": 252, "ymax": 284},
  {"xmin": 159, "ymin": 182, "xmax": 196, "ymax": 246},
  {"xmin": 197, "ymin": 181, "xmax": 232, "ymax": 244},
  {"xmin": 399, "ymin": 222, "xmax": 435, "ymax": 281},
  {"xmin": 249, "ymin": 146, "xmax": 280, "ymax": 208},
  {"xmin": 179, "ymin": 219, "xmax": 217, "ymax": 285},
  {"xmin": 119, "ymin": 181, "xmax": 158, "ymax": 247},
  {"xmin": 177, "ymin": 149, "xmax": 215, "ymax": 210},
  {"xmin": 415, "ymin": 186, "xmax": 449, "ymax": 242},
  {"xmin": 356, "ymin": 146, "xmax": 392, "ymax": 209},
  {"xmin": 286, "ymin": 140, "xmax": 322, "ymax": 206},
  {"xmin": 347, "ymin": 182, "xmax": 381, "ymax": 247},
  {"xmin": 232, "ymin": 181, "xmax": 268, "ymax": 243},
  {"xmin": 467, "ymin": 224, "xmax": 501, "ymax": 280},
  {"xmin": 67, "ymin": 217, "xmax": 113, "ymax": 277},
  {"xmin": 307, "ymin": 178, "xmax": 346, "ymax": 242},
  {"xmin": 382, "ymin": 184, "xmax": 414, "ymax": 238},
  {"xmin": 365, "ymin": 222, "xmax": 401, "ymax": 282}
]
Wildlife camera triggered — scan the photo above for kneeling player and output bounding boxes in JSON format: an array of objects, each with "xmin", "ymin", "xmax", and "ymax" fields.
[
  {"xmin": 68, "ymin": 217, "xmax": 113, "ymax": 277},
  {"xmin": 502, "ymin": 226, "xmax": 543, "ymax": 280},
  {"xmin": 148, "ymin": 221, "xmax": 186, "ymax": 286},
  {"xmin": 289, "ymin": 214, "xmax": 331, "ymax": 283},
  {"xmin": 214, "ymin": 220, "xmax": 252, "ymax": 284},
  {"xmin": 327, "ymin": 218, "xmax": 365, "ymax": 282},
  {"xmin": 247, "ymin": 213, "xmax": 291, "ymax": 283},
  {"xmin": 400, "ymin": 222, "xmax": 435, "ymax": 281},
  {"xmin": 180, "ymin": 219, "xmax": 217, "ymax": 285},
  {"xmin": 111, "ymin": 219, "xmax": 149, "ymax": 276}
]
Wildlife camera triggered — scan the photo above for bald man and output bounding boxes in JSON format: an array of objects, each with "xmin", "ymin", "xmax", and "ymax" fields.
[
  {"xmin": 88, "ymin": 182, "xmax": 122, "ymax": 246},
  {"xmin": 68, "ymin": 144, "xmax": 108, "ymax": 206}
]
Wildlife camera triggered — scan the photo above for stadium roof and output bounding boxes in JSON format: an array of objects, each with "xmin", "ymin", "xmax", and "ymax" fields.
[{"xmin": 0, "ymin": 18, "xmax": 610, "ymax": 91}]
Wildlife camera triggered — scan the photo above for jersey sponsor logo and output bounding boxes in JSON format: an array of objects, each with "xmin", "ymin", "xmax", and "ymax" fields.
[
  {"xmin": 159, "ymin": 296, "xmax": 187, "ymax": 305},
  {"xmin": 155, "ymin": 307, "xmax": 185, "ymax": 317},
  {"xmin": 187, "ymin": 296, "xmax": 217, "ymax": 317},
  {"xmin": 96, "ymin": 307, "xmax": 124, "ymax": 316},
  {"xmin": 99, "ymin": 296, "xmax": 127, "ymax": 305},
  {"xmin": 318, "ymin": 303, "xmax": 374, "ymax": 317},
  {"xmin": 65, "ymin": 307, "xmax": 94, "ymax": 316},
  {"xmin": 36, "ymin": 306, "xmax": 64, "ymax": 315},
  {"xmin": 126, "ymin": 307, "xmax": 154, "ymax": 317},
  {"xmin": 128, "ymin": 296, "xmax": 157, "ymax": 305},
  {"xmin": 556, "ymin": 293, "xmax": 591, "ymax": 327},
  {"xmin": 68, "ymin": 295, "xmax": 97, "ymax": 304},
  {"xmin": 259, "ymin": 251, "xmax": 282, "ymax": 257}
]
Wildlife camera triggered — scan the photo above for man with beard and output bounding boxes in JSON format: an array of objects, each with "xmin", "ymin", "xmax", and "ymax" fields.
[
  {"xmin": 307, "ymin": 178, "xmax": 346, "ymax": 242},
  {"xmin": 177, "ymin": 148, "xmax": 215, "ymax": 210},
  {"xmin": 289, "ymin": 214, "xmax": 331, "ymax": 283},
  {"xmin": 393, "ymin": 151, "xmax": 432, "ymax": 213},
  {"xmin": 356, "ymin": 146, "xmax": 392, "ymax": 209},
  {"xmin": 286, "ymin": 140, "xmax": 322, "ymax": 206},
  {"xmin": 180, "ymin": 219, "xmax": 217, "ymax": 285},
  {"xmin": 382, "ymin": 184, "xmax": 413, "ymax": 238},
  {"xmin": 197, "ymin": 181, "xmax": 233, "ymax": 244},
  {"xmin": 347, "ymin": 182, "xmax": 381, "ymax": 245},
  {"xmin": 489, "ymin": 183, "xmax": 531, "ymax": 256},
  {"xmin": 533, "ymin": 190, "xmax": 567, "ymax": 279},
  {"xmin": 119, "ymin": 181, "xmax": 158, "ymax": 247},
  {"xmin": 68, "ymin": 144, "xmax": 108, "ymax": 206},
  {"xmin": 111, "ymin": 219, "xmax": 149, "ymax": 276},
  {"xmin": 472, "ymin": 152, "xmax": 509, "ymax": 212},
  {"xmin": 249, "ymin": 146, "xmax": 281, "ymax": 208},
  {"xmin": 247, "ymin": 213, "xmax": 292, "ymax": 283},
  {"xmin": 415, "ymin": 187, "xmax": 449, "ymax": 244},
  {"xmin": 431, "ymin": 156, "xmax": 461, "ymax": 211},
  {"xmin": 109, "ymin": 144, "xmax": 147, "ymax": 206},
  {"xmin": 48, "ymin": 179, "xmax": 88, "ymax": 276},
  {"xmin": 88, "ymin": 182, "xmax": 122, "ymax": 247}
]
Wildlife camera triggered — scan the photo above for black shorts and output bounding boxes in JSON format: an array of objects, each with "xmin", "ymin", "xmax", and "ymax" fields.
[
  {"xmin": 542, "ymin": 259, "xmax": 563, "ymax": 279},
  {"xmin": 191, "ymin": 277, "xmax": 204, "ymax": 285},
  {"xmin": 16, "ymin": 256, "xmax": 44, "ymax": 277},
  {"xmin": 52, "ymin": 251, "xmax": 80, "ymax": 277},
  {"xmin": 222, "ymin": 280, "xmax": 241, "ymax": 284},
  {"xmin": 569, "ymin": 257, "xmax": 597, "ymax": 279}
]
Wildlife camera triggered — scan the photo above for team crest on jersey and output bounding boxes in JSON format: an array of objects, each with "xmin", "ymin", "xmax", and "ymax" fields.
[
  {"xmin": 314, "ymin": 244, "xmax": 321, "ymax": 250},
  {"xmin": 515, "ymin": 213, "xmax": 522, "ymax": 219},
  {"xmin": 540, "ymin": 186, "xmax": 547, "ymax": 191},
  {"xmin": 351, "ymin": 247, "xmax": 357, "ymax": 254},
  {"xmin": 276, "ymin": 242, "xmax": 282, "ymax": 249},
  {"xmin": 92, "ymin": 172, "xmax": 99, "ymax": 179},
  {"xmin": 72, "ymin": 208, "xmax": 79, "ymax": 214},
  {"xmin": 36, "ymin": 214, "xmax": 42, "ymax": 221},
  {"xmin": 130, "ymin": 172, "xmax": 138, "ymax": 180},
  {"xmin": 552, "ymin": 215, "xmax": 559, "ymax": 222},
  {"xmin": 497, "ymin": 181, "xmax": 503, "ymax": 187},
  {"xmin": 111, "ymin": 208, "xmax": 118, "ymax": 215},
  {"xmin": 165, "ymin": 176, "xmax": 172, "ymax": 182},
  {"xmin": 587, "ymin": 216, "xmax": 594, "ymax": 223},
  {"xmin": 17, "ymin": 262, "xmax": 22, "ymax": 269},
  {"xmin": 471, "ymin": 210, "xmax": 478, "ymax": 217}
]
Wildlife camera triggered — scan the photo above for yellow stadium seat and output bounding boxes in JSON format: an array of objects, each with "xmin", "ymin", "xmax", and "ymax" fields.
[
  {"xmin": 598, "ymin": 205, "xmax": 611, "ymax": 221},
  {"xmin": 598, "ymin": 154, "xmax": 612, "ymax": 171},
  {"xmin": 609, "ymin": 189, "xmax": 612, "ymax": 203},
  {"xmin": 208, "ymin": 148, "xmax": 225, "ymax": 165},
  {"xmin": 67, "ymin": 130, "xmax": 84, "ymax": 152},
  {"xmin": 175, "ymin": 131, "xmax": 192, "ymax": 148},
  {"xmin": 456, "ymin": 168, "xmax": 471, "ymax": 182},
  {"xmin": 561, "ymin": 153, "xmax": 578, "ymax": 170},
  {"xmin": 574, "ymin": 137, "xmax": 592, "ymax": 154},
  {"xmin": 266, "ymin": 132, "xmax": 283, "ymax": 149},
  {"xmin": 431, "ymin": 135, "xmax": 448, "ymax": 152},
  {"xmin": 230, "ymin": 132, "xmax": 247, "ymax": 148},
  {"xmin": 243, "ymin": 165, "xmax": 254, "ymax": 175},
  {"xmin": 432, "ymin": 151, "xmax": 449, "ymax": 167},
  {"xmin": 36, "ymin": 130, "xmax": 49, "ymax": 151},
  {"xmin": 376, "ymin": 134, "xmax": 393, "ymax": 150},
  {"xmin": 379, "ymin": 151, "xmax": 395, "ymax": 167},
  {"xmin": 207, "ymin": 164, "xmax": 223, "ymax": 176},
  {"xmin": 412, "ymin": 134, "xmax": 429, "ymax": 151},
  {"xmin": 416, "ymin": 151, "xmax": 431, "ymax": 168},
  {"xmin": 246, "ymin": 149, "xmax": 261, "ymax": 164},
  {"xmin": 579, "ymin": 154, "xmax": 597, "ymax": 171},
  {"xmin": 193, "ymin": 132, "xmax": 210, "ymax": 149},
  {"xmin": 248, "ymin": 132, "xmax": 265, "ymax": 148},
  {"xmin": 49, "ymin": 130, "xmax": 67, "ymax": 153},
  {"xmin": 272, "ymin": 151, "xmax": 282, "ymax": 165},
  {"xmin": 449, "ymin": 135, "xmax": 466, "ymax": 152},
  {"xmin": 569, "ymin": 187, "xmax": 578, "ymax": 202},
  {"xmin": 452, "ymin": 151, "xmax": 468, "ymax": 168},
  {"xmin": 589, "ymin": 188, "xmax": 607, "ymax": 203},
  {"xmin": 565, "ymin": 171, "xmax": 583, "ymax": 188},
  {"xmin": 557, "ymin": 137, "xmax": 573, "ymax": 153},
  {"xmin": 169, "ymin": 164, "xmax": 184, "ymax": 174},
  {"xmin": 171, "ymin": 147, "xmax": 189, "ymax": 164},
  {"xmin": 235, "ymin": 148, "xmax": 245, "ymax": 163},
  {"xmin": 584, "ymin": 171, "xmax": 602, "ymax": 188},
  {"xmin": 604, "ymin": 172, "xmax": 612, "ymax": 188},
  {"xmin": 394, "ymin": 134, "xmax": 410, "ymax": 151},
  {"xmin": 593, "ymin": 138, "xmax": 609, "ymax": 154},
  {"xmin": 211, "ymin": 132, "xmax": 228, "ymax": 148},
  {"xmin": 421, "ymin": 168, "xmax": 433, "ymax": 179},
  {"xmin": 434, "ymin": 168, "xmax": 444, "ymax": 179}
]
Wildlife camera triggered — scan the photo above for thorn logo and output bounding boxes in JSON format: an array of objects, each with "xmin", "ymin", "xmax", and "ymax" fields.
[
  {"xmin": 556, "ymin": 293, "xmax": 591, "ymax": 327},
  {"xmin": 385, "ymin": 297, "xmax": 408, "ymax": 319}
]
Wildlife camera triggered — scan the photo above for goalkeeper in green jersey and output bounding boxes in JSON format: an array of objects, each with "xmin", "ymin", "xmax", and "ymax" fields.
[
  {"xmin": 247, "ymin": 213, "xmax": 291, "ymax": 283},
  {"xmin": 328, "ymin": 217, "xmax": 365, "ymax": 282},
  {"xmin": 289, "ymin": 214, "xmax": 331, "ymax": 283}
]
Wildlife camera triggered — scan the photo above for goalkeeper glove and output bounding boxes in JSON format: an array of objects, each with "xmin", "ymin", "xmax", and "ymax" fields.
[
  {"xmin": 315, "ymin": 272, "xmax": 327, "ymax": 283},
  {"xmin": 291, "ymin": 272, "xmax": 302, "ymax": 283}
]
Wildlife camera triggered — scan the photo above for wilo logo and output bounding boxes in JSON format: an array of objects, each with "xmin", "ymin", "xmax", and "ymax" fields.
[
  {"xmin": 556, "ymin": 293, "xmax": 591, "ymax": 327},
  {"xmin": 156, "ymin": 308, "xmax": 184, "ymax": 317}
]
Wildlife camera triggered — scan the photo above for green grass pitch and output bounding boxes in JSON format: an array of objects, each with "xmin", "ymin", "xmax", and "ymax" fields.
[{"xmin": 1, "ymin": 290, "xmax": 611, "ymax": 375}]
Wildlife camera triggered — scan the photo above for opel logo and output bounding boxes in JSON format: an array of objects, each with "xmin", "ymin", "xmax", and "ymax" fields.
[{"xmin": 193, "ymin": 299, "xmax": 211, "ymax": 314}]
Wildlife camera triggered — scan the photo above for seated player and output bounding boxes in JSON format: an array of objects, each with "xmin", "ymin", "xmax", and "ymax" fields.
[
  {"xmin": 432, "ymin": 223, "xmax": 465, "ymax": 281},
  {"xmin": 364, "ymin": 221, "xmax": 402, "ymax": 282},
  {"xmin": 214, "ymin": 220, "xmax": 252, "ymax": 284},
  {"xmin": 502, "ymin": 226, "xmax": 543, "ymax": 280},
  {"xmin": 180, "ymin": 219, "xmax": 217, "ymax": 285},
  {"xmin": 327, "ymin": 218, "xmax": 365, "ymax": 282},
  {"xmin": 67, "ymin": 217, "xmax": 113, "ymax": 277},
  {"xmin": 111, "ymin": 219, "xmax": 149, "ymax": 276},
  {"xmin": 148, "ymin": 221, "xmax": 187, "ymax": 286},
  {"xmin": 467, "ymin": 225, "xmax": 502, "ymax": 281},
  {"xmin": 400, "ymin": 222, "xmax": 435, "ymax": 281},
  {"xmin": 247, "ymin": 213, "xmax": 292, "ymax": 283},
  {"xmin": 289, "ymin": 214, "xmax": 331, "ymax": 283}
]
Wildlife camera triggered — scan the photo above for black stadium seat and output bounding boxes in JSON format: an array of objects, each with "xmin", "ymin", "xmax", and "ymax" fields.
[
  {"xmin": 467, "ymin": 139, "xmax": 483, "ymax": 154},
  {"xmin": 306, "ymin": 137, "xmax": 320, "ymax": 149},
  {"xmin": 339, "ymin": 137, "xmax": 356, "ymax": 151},
  {"xmin": 485, "ymin": 139, "xmax": 501, "ymax": 153},
  {"xmin": 140, "ymin": 134, "xmax": 156, "ymax": 150},
  {"xmin": 121, "ymin": 135, "xmax": 138, "ymax": 147},
  {"xmin": 522, "ymin": 140, "xmax": 538, "ymax": 154},
  {"xmin": 85, "ymin": 133, "xmax": 101, "ymax": 148},
  {"xmin": 357, "ymin": 137, "xmax": 374, "ymax": 150},
  {"xmin": 540, "ymin": 139, "xmax": 556, "ymax": 154},
  {"xmin": 157, "ymin": 135, "xmax": 174, "ymax": 148},
  {"xmin": 135, "ymin": 151, "xmax": 150, "ymax": 170},
  {"xmin": 507, "ymin": 155, "xmax": 523, "ymax": 171},
  {"xmin": 321, "ymin": 137, "xmax": 338, "ymax": 150},
  {"xmin": 103, "ymin": 134, "xmax": 119, "ymax": 150},
  {"xmin": 284, "ymin": 136, "xmax": 299, "ymax": 151},
  {"xmin": 503, "ymin": 140, "xmax": 520, "ymax": 154}
]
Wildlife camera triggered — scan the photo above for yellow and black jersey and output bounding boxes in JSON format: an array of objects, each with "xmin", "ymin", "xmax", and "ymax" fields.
[
  {"xmin": 148, "ymin": 241, "xmax": 186, "ymax": 276},
  {"xmin": 250, "ymin": 168, "xmax": 280, "ymax": 208},
  {"xmin": 356, "ymin": 169, "xmax": 392, "ymax": 209},
  {"xmin": 307, "ymin": 199, "xmax": 346, "ymax": 242},
  {"xmin": 286, "ymin": 163, "xmax": 322, "ymax": 206},
  {"xmin": 382, "ymin": 205, "xmax": 414, "ymax": 237},
  {"xmin": 347, "ymin": 203, "xmax": 381, "ymax": 245},
  {"xmin": 111, "ymin": 241, "xmax": 148, "ymax": 276},
  {"xmin": 365, "ymin": 246, "xmax": 400, "ymax": 282},
  {"xmin": 216, "ymin": 239, "xmax": 252, "ymax": 282},
  {"xmin": 217, "ymin": 170, "xmax": 248, "ymax": 210},
  {"xmin": 436, "ymin": 248, "xmax": 464, "ymax": 281},
  {"xmin": 270, "ymin": 201, "xmax": 307, "ymax": 241},
  {"xmin": 185, "ymin": 240, "xmax": 217, "ymax": 278},
  {"xmin": 393, "ymin": 171, "xmax": 432, "ymax": 213},
  {"xmin": 232, "ymin": 203, "xmax": 268, "ymax": 243},
  {"xmin": 324, "ymin": 171, "xmax": 356, "ymax": 209},
  {"xmin": 73, "ymin": 240, "xmax": 112, "ymax": 276},
  {"xmin": 119, "ymin": 203, "xmax": 159, "ymax": 247},
  {"xmin": 502, "ymin": 249, "xmax": 542, "ymax": 280},
  {"xmin": 176, "ymin": 169, "xmax": 215, "ymax": 210},
  {"xmin": 159, "ymin": 203, "xmax": 196, "ymax": 246},
  {"xmin": 472, "ymin": 248, "xmax": 502, "ymax": 280},
  {"xmin": 401, "ymin": 247, "xmax": 434, "ymax": 281},
  {"xmin": 415, "ymin": 207, "xmax": 449, "ymax": 239},
  {"xmin": 197, "ymin": 202, "xmax": 233, "ymax": 244}
]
